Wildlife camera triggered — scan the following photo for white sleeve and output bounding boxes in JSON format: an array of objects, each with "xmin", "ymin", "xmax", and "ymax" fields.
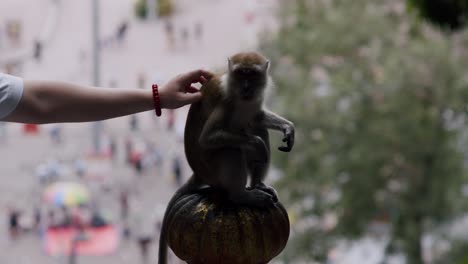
[{"xmin": 0, "ymin": 73, "xmax": 24, "ymax": 119}]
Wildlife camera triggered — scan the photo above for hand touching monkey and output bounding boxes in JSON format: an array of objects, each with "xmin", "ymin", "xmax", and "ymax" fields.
[{"xmin": 158, "ymin": 52, "xmax": 295, "ymax": 264}]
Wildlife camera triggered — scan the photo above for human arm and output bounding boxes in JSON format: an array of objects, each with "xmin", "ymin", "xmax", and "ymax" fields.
[{"xmin": 2, "ymin": 69, "xmax": 213, "ymax": 124}]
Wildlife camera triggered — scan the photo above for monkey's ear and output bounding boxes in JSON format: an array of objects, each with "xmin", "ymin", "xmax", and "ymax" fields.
[{"xmin": 228, "ymin": 57, "xmax": 234, "ymax": 72}]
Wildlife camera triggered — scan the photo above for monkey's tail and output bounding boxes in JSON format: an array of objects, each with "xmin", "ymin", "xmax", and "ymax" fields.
[{"xmin": 158, "ymin": 175, "xmax": 200, "ymax": 264}]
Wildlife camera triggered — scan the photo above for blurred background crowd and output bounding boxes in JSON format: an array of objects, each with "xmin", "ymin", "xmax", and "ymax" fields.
[{"xmin": 2, "ymin": 0, "xmax": 468, "ymax": 263}]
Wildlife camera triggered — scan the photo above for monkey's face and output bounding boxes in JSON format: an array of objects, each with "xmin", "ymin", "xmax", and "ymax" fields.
[{"xmin": 230, "ymin": 67, "xmax": 267, "ymax": 101}]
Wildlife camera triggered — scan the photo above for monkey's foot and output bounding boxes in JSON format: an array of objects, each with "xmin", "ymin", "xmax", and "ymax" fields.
[
  {"xmin": 253, "ymin": 183, "xmax": 278, "ymax": 202},
  {"xmin": 231, "ymin": 189, "xmax": 275, "ymax": 207}
]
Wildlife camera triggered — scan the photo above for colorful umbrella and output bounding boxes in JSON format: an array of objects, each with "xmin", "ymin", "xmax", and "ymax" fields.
[{"xmin": 43, "ymin": 182, "xmax": 90, "ymax": 207}]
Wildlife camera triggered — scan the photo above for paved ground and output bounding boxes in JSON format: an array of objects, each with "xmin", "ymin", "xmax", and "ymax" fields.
[{"xmin": 0, "ymin": 0, "xmax": 276, "ymax": 263}]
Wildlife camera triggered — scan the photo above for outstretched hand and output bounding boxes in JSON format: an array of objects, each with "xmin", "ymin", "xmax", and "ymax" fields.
[
  {"xmin": 159, "ymin": 69, "xmax": 214, "ymax": 109},
  {"xmin": 278, "ymin": 124, "xmax": 295, "ymax": 152}
]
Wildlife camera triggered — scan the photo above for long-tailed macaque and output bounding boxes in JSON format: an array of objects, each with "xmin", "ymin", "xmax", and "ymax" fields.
[{"xmin": 158, "ymin": 52, "xmax": 295, "ymax": 264}]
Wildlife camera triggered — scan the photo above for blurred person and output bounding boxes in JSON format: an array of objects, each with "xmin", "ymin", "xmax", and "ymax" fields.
[
  {"xmin": 129, "ymin": 73, "xmax": 147, "ymax": 132},
  {"xmin": 180, "ymin": 26, "xmax": 189, "ymax": 50},
  {"xmin": 132, "ymin": 208, "xmax": 155, "ymax": 264},
  {"xmin": 153, "ymin": 145, "xmax": 163, "ymax": 171},
  {"xmin": 0, "ymin": 69, "xmax": 212, "ymax": 124},
  {"xmin": 33, "ymin": 206, "xmax": 41, "ymax": 233},
  {"xmin": 35, "ymin": 160, "xmax": 61, "ymax": 185},
  {"xmin": 100, "ymin": 20, "xmax": 129, "ymax": 49},
  {"xmin": 49, "ymin": 124, "xmax": 62, "ymax": 144},
  {"xmin": 46, "ymin": 158, "xmax": 62, "ymax": 181},
  {"xmin": 164, "ymin": 19, "xmax": 175, "ymax": 50},
  {"xmin": 172, "ymin": 155, "xmax": 183, "ymax": 187},
  {"xmin": 90, "ymin": 210, "xmax": 107, "ymax": 227},
  {"xmin": 131, "ymin": 138, "xmax": 148, "ymax": 174},
  {"xmin": 145, "ymin": 140, "xmax": 163, "ymax": 174},
  {"xmin": 109, "ymin": 136, "xmax": 117, "ymax": 161},
  {"xmin": 130, "ymin": 114, "xmax": 139, "ymax": 131},
  {"xmin": 122, "ymin": 220, "xmax": 131, "ymax": 240},
  {"xmin": 74, "ymin": 158, "xmax": 87, "ymax": 178},
  {"xmin": 133, "ymin": 151, "xmax": 144, "ymax": 175},
  {"xmin": 167, "ymin": 109, "xmax": 175, "ymax": 131},
  {"xmin": 125, "ymin": 137, "xmax": 134, "ymax": 165},
  {"xmin": 46, "ymin": 210, "xmax": 58, "ymax": 229},
  {"xmin": 119, "ymin": 189, "xmax": 130, "ymax": 221},
  {"xmin": 33, "ymin": 40, "xmax": 43, "ymax": 62},
  {"xmin": 194, "ymin": 21, "xmax": 203, "ymax": 43},
  {"xmin": 7, "ymin": 207, "xmax": 21, "ymax": 240},
  {"xmin": 71, "ymin": 207, "xmax": 84, "ymax": 228},
  {"xmin": 35, "ymin": 163, "xmax": 49, "ymax": 185},
  {"xmin": 69, "ymin": 225, "xmax": 89, "ymax": 264},
  {"xmin": 58, "ymin": 206, "xmax": 72, "ymax": 228},
  {"xmin": 116, "ymin": 20, "xmax": 129, "ymax": 46}
]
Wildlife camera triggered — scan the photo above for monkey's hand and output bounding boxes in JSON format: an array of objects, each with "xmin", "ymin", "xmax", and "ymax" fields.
[
  {"xmin": 246, "ymin": 135, "xmax": 269, "ymax": 163},
  {"xmin": 278, "ymin": 123, "xmax": 295, "ymax": 152}
]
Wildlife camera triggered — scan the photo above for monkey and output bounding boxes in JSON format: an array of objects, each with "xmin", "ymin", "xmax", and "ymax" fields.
[{"xmin": 158, "ymin": 52, "xmax": 295, "ymax": 264}]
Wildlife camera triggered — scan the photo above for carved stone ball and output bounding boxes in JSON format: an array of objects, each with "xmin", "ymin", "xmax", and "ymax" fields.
[{"xmin": 167, "ymin": 187, "xmax": 290, "ymax": 264}]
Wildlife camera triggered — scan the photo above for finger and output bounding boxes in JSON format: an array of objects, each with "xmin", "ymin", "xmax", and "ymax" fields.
[
  {"xmin": 181, "ymin": 92, "xmax": 203, "ymax": 105},
  {"xmin": 183, "ymin": 69, "xmax": 214, "ymax": 83},
  {"xmin": 199, "ymin": 76, "xmax": 208, "ymax": 84},
  {"xmin": 278, "ymin": 146, "xmax": 291, "ymax": 152},
  {"xmin": 186, "ymin": 86, "xmax": 200, "ymax": 93},
  {"xmin": 198, "ymin": 69, "xmax": 214, "ymax": 79}
]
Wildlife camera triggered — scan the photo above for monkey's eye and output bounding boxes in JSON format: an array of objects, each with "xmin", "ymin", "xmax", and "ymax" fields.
[{"xmin": 236, "ymin": 68, "xmax": 257, "ymax": 76}]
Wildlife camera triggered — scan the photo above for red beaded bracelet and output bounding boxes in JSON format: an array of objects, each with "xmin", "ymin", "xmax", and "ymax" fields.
[{"xmin": 152, "ymin": 84, "xmax": 162, "ymax": 117}]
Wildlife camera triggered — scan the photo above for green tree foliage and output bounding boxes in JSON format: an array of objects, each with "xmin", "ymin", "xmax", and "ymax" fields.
[
  {"xmin": 134, "ymin": 0, "xmax": 173, "ymax": 19},
  {"xmin": 261, "ymin": 0, "xmax": 468, "ymax": 262}
]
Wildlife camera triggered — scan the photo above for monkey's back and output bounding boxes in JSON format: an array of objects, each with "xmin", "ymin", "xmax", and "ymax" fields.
[{"xmin": 184, "ymin": 76, "xmax": 224, "ymax": 180}]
